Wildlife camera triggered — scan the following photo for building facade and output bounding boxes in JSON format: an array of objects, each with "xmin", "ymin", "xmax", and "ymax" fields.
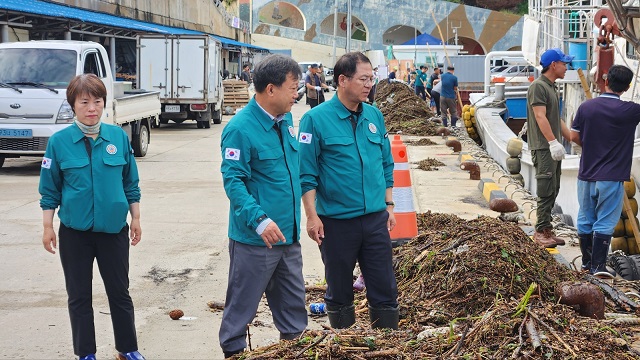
[{"xmin": 251, "ymin": 0, "xmax": 524, "ymax": 66}]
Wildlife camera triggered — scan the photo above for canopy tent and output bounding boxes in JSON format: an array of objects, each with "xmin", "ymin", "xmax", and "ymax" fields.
[{"xmin": 401, "ymin": 33, "xmax": 443, "ymax": 46}]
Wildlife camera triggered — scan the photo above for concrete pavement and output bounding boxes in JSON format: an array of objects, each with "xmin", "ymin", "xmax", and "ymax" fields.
[{"xmin": 0, "ymin": 91, "xmax": 580, "ymax": 359}]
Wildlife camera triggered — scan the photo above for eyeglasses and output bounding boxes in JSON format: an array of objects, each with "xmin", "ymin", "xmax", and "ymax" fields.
[{"xmin": 345, "ymin": 75, "xmax": 375, "ymax": 85}]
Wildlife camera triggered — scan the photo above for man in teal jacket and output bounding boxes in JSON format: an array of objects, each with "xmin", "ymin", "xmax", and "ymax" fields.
[
  {"xmin": 414, "ymin": 65, "xmax": 429, "ymax": 101},
  {"xmin": 219, "ymin": 54, "xmax": 307, "ymax": 359},
  {"xmin": 299, "ymin": 52, "xmax": 399, "ymax": 330}
]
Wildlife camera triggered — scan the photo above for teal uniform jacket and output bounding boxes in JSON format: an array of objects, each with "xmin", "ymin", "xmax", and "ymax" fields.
[
  {"xmin": 39, "ymin": 123, "xmax": 140, "ymax": 234},
  {"xmin": 415, "ymin": 69, "xmax": 427, "ymax": 87},
  {"xmin": 299, "ymin": 95, "xmax": 394, "ymax": 219},
  {"xmin": 220, "ymin": 97, "xmax": 301, "ymax": 246}
]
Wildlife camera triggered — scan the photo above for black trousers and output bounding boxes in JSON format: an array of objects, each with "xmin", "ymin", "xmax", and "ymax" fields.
[
  {"xmin": 432, "ymin": 91, "xmax": 441, "ymax": 116},
  {"xmin": 59, "ymin": 223, "xmax": 137, "ymax": 357},
  {"xmin": 319, "ymin": 211, "xmax": 398, "ymax": 308},
  {"xmin": 415, "ymin": 85, "xmax": 427, "ymax": 101}
]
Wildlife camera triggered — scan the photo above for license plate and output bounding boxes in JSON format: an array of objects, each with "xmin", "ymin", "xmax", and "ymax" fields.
[
  {"xmin": 0, "ymin": 129, "xmax": 33, "ymax": 138},
  {"xmin": 165, "ymin": 105, "xmax": 180, "ymax": 113}
]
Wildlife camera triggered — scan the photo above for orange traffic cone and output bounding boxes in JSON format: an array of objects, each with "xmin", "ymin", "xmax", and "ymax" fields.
[{"xmin": 389, "ymin": 135, "xmax": 418, "ymax": 244}]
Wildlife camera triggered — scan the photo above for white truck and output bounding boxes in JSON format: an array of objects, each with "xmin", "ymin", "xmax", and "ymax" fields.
[
  {"xmin": 0, "ymin": 40, "xmax": 161, "ymax": 168},
  {"xmin": 137, "ymin": 34, "xmax": 224, "ymax": 128}
]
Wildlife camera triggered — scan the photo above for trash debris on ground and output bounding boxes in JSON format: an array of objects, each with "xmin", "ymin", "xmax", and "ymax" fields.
[
  {"xmin": 406, "ymin": 138, "xmax": 438, "ymax": 146},
  {"xmin": 414, "ymin": 158, "xmax": 445, "ymax": 171},
  {"xmin": 375, "ymin": 79, "xmax": 438, "ymax": 136},
  {"xmin": 231, "ymin": 212, "xmax": 640, "ymax": 359}
]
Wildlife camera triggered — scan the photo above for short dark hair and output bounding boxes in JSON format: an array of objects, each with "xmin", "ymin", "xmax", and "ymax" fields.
[
  {"xmin": 66, "ymin": 73, "xmax": 107, "ymax": 111},
  {"xmin": 334, "ymin": 52, "xmax": 371, "ymax": 87},
  {"xmin": 447, "ymin": 66, "xmax": 454, "ymax": 71},
  {"xmin": 420, "ymin": 65, "xmax": 427, "ymax": 69},
  {"xmin": 252, "ymin": 54, "xmax": 301, "ymax": 93},
  {"xmin": 607, "ymin": 65, "xmax": 633, "ymax": 93}
]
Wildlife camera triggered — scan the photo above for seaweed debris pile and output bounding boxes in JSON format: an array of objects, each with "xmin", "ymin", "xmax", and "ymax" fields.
[
  {"xmin": 415, "ymin": 158, "xmax": 445, "ymax": 171},
  {"xmin": 233, "ymin": 212, "xmax": 640, "ymax": 359},
  {"xmin": 375, "ymin": 79, "xmax": 438, "ymax": 136},
  {"xmin": 406, "ymin": 138, "xmax": 437, "ymax": 146}
]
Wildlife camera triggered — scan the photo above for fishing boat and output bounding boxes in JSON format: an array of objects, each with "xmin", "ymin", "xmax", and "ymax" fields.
[{"xmin": 469, "ymin": 0, "xmax": 640, "ymax": 226}]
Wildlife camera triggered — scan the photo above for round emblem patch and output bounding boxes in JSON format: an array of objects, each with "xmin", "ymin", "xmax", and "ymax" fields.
[
  {"xmin": 288, "ymin": 125, "xmax": 295, "ymax": 138},
  {"xmin": 106, "ymin": 144, "xmax": 117, "ymax": 155},
  {"xmin": 368, "ymin": 123, "xmax": 377, "ymax": 134}
]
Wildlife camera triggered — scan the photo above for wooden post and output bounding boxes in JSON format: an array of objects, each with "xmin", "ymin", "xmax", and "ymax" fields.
[
  {"xmin": 623, "ymin": 193, "xmax": 640, "ymax": 250},
  {"xmin": 577, "ymin": 68, "xmax": 592, "ymax": 99}
]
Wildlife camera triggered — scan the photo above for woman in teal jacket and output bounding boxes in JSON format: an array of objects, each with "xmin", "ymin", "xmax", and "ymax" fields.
[{"xmin": 39, "ymin": 74, "xmax": 145, "ymax": 360}]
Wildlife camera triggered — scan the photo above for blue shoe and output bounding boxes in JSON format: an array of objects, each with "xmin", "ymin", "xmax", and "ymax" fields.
[
  {"xmin": 117, "ymin": 351, "xmax": 145, "ymax": 360},
  {"xmin": 79, "ymin": 355, "xmax": 96, "ymax": 360}
]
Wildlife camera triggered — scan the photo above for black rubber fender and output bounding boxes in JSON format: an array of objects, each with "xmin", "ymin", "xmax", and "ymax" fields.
[
  {"xmin": 552, "ymin": 203, "xmax": 563, "ymax": 215},
  {"xmin": 609, "ymin": 253, "xmax": 634, "ymax": 281},
  {"xmin": 560, "ymin": 213, "xmax": 574, "ymax": 227},
  {"xmin": 628, "ymin": 255, "xmax": 640, "ymax": 280}
]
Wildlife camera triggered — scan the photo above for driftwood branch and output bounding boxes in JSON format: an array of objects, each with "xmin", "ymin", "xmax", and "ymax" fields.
[
  {"xmin": 584, "ymin": 274, "xmax": 638, "ymax": 311},
  {"xmin": 525, "ymin": 318, "xmax": 541, "ymax": 350},
  {"xmin": 528, "ymin": 311, "xmax": 577, "ymax": 357},
  {"xmin": 294, "ymin": 333, "xmax": 327, "ymax": 359},
  {"xmin": 511, "ymin": 314, "xmax": 528, "ymax": 358}
]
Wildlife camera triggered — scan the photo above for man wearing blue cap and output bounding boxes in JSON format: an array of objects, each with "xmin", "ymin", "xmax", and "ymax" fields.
[{"xmin": 526, "ymin": 48, "xmax": 574, "ymax": 248}]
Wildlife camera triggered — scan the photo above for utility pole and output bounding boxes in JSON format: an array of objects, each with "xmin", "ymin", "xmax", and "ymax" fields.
[
  {"xmin": 332, "ymin": 0, "xmax": 338, "ymax": 65},
  {"xmin": 451, "ymin": 22, "xmax": 461, "ymax": 46},
  {"xmin": 346, "ymin": 0, "xmax": 351, "ymax": 52}
]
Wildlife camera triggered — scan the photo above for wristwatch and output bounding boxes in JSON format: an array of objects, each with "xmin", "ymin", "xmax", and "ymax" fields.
[
  {"xmin": 256, "ymin": 214, "xmax": 268, "ymax": 225},
  {"xmin": 385, "ymin": 201, "xmax": 395, "ymax": 207}
]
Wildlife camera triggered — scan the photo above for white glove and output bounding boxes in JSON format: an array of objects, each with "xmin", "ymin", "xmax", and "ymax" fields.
[
  {"xmin": 328, "ymin": 86, "xmax": 336, "ymax": 91},
  {"xmin": 314, "ymin": 86, "xmax": 321, "ymax": 91},
  {"xmin": 548, "ymin": 139, "xmax": 565, "ymax": 161}
]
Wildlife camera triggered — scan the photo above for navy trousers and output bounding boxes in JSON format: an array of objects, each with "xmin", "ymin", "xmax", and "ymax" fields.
[{"xmin": 319, "ymin": 210, "xmax": 398, "ymax": 308}]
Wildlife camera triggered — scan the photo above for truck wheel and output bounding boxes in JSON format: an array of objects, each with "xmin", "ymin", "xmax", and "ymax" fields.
[
  {"xmin": 0, "ymin": 156, "xmax": 4, "ymax": 169},
  {"xmin": 132, "ymin": 123, "xmax": 150, "ymax": 157},
  {"xmin": 212, "ymin": 105, "xmax": 222, "ymax": 125},
  {"xmin": 196, "ymin": 110, "xmax": 211, "ymax": 129},
  {"xmin": 197, "ymin": 121, "xmax": 204, "ymax": 129}
]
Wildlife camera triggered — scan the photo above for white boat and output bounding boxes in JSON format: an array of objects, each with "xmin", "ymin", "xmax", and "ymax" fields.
[{"xmin": 469, "ymin": 0, "xmax": 640, "ymax": 226}]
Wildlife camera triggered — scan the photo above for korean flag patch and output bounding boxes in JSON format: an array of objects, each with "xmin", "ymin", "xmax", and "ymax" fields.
[
  {"xmin": 225, "ymin": 148, "xmax": 241, "ymax": 160},
  {"xmin": 41, "ymin": 157, "xmax": 52, "ymax": 169},
  {"xmin": 299, "ymin": 132, "xmax": 312, "ymax": 144}
]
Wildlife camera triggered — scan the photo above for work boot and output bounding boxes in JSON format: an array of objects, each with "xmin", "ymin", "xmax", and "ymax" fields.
[
  {"xmin": 223, "ymin": 349, "xmax": 244, "ymax": 359},
  {"xmin": 543, "ymin": 228, "xmax": 565, "ymax": 246},
  {"xmin": 326, "ymin": 304, "xmax": 356, "ymax": 329},
  {"xmin": 280, "ymin": 332, "xmax": 302, "ymax": 340},
  {"xmin": 578, "ymin": 233, "xmax": 593, "ymax": 271},
  {"xmin": 117, "ymin": 352, "xmax": 145, "ymax": 360},
  {"xmin": 533, "ymin": 230, "xmax": 557, "ymax": 248},
  {"xmin": 590, "ymin": 232, "xmax": 612, "ymax": 276},
  {"xmin": 369, "ymin": 306, "xmax": 399, "ymax": 330}
]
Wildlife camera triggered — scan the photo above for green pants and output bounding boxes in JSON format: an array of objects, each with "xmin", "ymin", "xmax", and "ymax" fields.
[{"xmin": 532, "ymin": 149, "xmax": 561, "ymax": 232}]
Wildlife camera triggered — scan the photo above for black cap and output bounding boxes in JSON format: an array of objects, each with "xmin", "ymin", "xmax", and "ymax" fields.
[{"xmin": 447, "ymin": 66, "xmax": 455, "ymax": 70}]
